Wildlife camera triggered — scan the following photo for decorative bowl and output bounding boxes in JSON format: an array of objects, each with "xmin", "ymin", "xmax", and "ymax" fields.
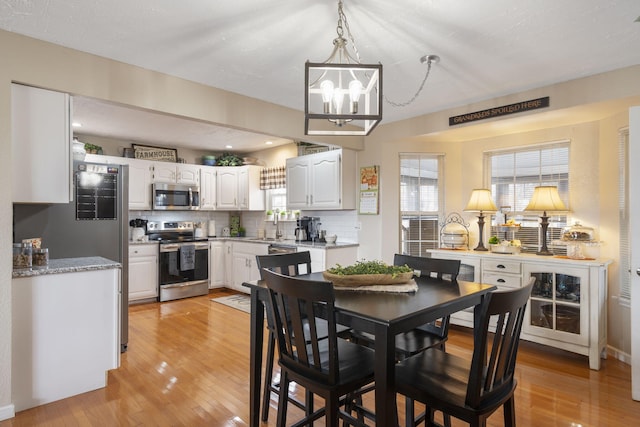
[
  {"xmin": 490, "ymin": 244, "xmax": 521, "ymax": 254},
  {"xmin": 322, "ymin": 271, "xmax": 414, "ymax": 287},
  {"xmin": 325, "ymin": 235, "xmax": 337, "ymax": 244}
]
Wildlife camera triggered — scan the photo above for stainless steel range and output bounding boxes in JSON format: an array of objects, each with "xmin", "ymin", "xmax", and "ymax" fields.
[{"xmin": 146, "ymin": 221, "xmax": 209, "ymax": 302}]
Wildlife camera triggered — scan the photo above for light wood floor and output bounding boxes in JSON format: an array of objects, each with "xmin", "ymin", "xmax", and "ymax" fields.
[{"xmin": 2, "ymin": 288, "xmax": 640, "ymax": 426}]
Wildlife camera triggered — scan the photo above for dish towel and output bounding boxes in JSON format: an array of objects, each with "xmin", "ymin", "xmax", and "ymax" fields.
[{"xmin": 179, "ymin": 244, "xmax": 196, "ymax": 271}]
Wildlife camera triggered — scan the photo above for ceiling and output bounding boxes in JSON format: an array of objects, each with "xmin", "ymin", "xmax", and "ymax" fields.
[{"xmin": 2, "ymin": 0, "xmax": 639, "ymax": 152}]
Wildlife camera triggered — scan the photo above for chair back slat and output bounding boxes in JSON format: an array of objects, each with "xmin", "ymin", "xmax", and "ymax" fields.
[
  {"xmin": 466, "ymin": 279, "xmax": 534, "ymax": 408},
  {"xmin": 256, "ymin": 251, "xmax": 312, "ymax": 278},
  {"xmin": 263, "ymin": 269, "xmax": 340, "ymax": 385},
  {"xmin": 394, "ymin": 254, "xmax": 461, "ymax": 281}
]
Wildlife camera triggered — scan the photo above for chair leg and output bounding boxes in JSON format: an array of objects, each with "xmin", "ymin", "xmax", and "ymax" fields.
[
  {"xmin": 405, "ymin": 397, "xmax": 416, "ymax": 427},
  {"xmin": 305, "ymin": 389, "xmax": 314, "ymax": 427},
  {"xmin": 325, "ymin": 393, "xmax": 339, "ymax": 427},
  {"xmin": 503, "ymin": 397, "xmax": 516, "ymax": 427},
  {"xmin": 262, "ymin": 330, "xmax": 277, "ymax": 422},
  {"xmin": 276, "ymin": 371, "xmax": 290, "ymax": 427}
]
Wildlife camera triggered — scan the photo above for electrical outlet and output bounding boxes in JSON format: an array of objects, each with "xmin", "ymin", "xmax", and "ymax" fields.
[{"xmin": 355, "ymin": 222, "xmax": 362, "ymax": 230}]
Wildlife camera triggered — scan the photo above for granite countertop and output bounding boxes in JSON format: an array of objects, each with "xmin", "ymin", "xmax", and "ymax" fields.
[{"xmin": 12, "ymin": 256, "xmax": 121, "ymax": 278}]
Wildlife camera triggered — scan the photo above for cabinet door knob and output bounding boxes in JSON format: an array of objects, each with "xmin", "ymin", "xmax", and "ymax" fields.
[{"xmin": 636, "ymin": 268, "xmax": 640, "ymax": 276}]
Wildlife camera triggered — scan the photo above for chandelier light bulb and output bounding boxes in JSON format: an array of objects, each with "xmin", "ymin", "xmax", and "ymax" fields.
[
  {"xmin": 321, "ymin": 80, "xmax": 335, "ymax": 113},
  {"xmin": 349, "ymin": 79, "xmax": 362, "ymax": 113},
  {"xmin": 333, "ymin": 89, "xmax": 345, "ymax": 114}
]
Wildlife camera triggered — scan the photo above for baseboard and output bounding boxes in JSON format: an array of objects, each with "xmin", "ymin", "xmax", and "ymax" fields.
[
  {"xmin": 0, "ymin": 403, "xmax": 15, "ymax": 421},
  {"xmin": 607, "ymin": 345, "xmax": 632, "ymax": 365}
]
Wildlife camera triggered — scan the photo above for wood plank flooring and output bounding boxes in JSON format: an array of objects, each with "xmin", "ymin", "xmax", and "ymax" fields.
[{"xmin": 2, "ymin": 288, "xmax": 640, "ymax": 426}]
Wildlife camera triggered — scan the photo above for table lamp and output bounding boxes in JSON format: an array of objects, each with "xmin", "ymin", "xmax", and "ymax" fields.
[
  {"xmin": 464, "ymin": 189, "xmax": 498, "ymax": 251},
  {"xmin": 524, "ymin": 186, "xmax": 567, "ymax": 256}
]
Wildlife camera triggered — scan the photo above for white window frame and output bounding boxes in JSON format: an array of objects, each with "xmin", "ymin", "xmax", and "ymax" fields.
[
  {"xmin": 399, "ymin": 153, "xmax": 444, "ymax": 256},
  {"xmin": 484, "ymin": 141, "xmax": 570, "ymax": 254}
]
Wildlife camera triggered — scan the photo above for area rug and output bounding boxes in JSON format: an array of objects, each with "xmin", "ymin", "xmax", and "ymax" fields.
[{"xmin": 211, "ymin": 294, "xmax": 252, "ymax": 314}]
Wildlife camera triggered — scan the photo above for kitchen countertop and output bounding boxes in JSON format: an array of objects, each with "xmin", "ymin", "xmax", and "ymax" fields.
[
  {"xmin": 211, "ymin": 237, "xmax": 359, "ymax": 249},
  {"xmin": 12, "ymin": 256, "xmax": 121, "ymax": 278}
]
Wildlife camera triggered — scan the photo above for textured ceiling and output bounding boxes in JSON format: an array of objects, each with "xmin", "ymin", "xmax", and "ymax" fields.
[{"xmin": 2, "ymin": 0, "xmax": 639, "ymax": 151}]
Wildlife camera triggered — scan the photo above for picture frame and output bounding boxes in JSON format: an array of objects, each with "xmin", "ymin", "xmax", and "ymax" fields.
[{"xmin": 132, "ymin": 144, "xmax": 177, "ymax": 162}]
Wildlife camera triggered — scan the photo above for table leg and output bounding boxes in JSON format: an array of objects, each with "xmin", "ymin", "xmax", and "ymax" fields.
[
  {"xmin": 374, "ymin": 323, "xmax": 399, "ymax": 427},
  {"xmin": 249, "ymin": 289, "xmax": 265, "ymax": 427}
]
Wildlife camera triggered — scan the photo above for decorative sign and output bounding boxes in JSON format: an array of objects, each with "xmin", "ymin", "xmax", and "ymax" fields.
[
  {"xmin": 449, "ymin": 97, "xmax": 550, "ymax": 126},
  {"xmin": 359, "ymin": 165, "xmax": 379, "ymax": 215},
  {"xmin": 132, "ymin": 144, "xmax": 178, "ymax": 162}
]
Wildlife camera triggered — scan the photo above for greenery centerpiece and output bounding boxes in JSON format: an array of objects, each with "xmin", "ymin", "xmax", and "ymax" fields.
[{"xmin": 323, "ymin": 260, "xmax": 414, "ymax": 287}]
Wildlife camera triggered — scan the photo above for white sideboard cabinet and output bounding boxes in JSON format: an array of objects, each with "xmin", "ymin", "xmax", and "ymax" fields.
[{"xmin": 428, "ymin": 249, "xmax": 611, "ymax": 370}]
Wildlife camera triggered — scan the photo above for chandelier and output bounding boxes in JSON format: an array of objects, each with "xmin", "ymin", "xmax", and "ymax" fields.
[{"xmin": 304, "ymin": 0, "xmax": 382, "ymax": 136}]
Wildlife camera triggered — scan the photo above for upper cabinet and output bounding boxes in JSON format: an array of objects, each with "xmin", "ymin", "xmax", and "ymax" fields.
[
  {"xmin": 152, "ymin": 162, "xmax": 200, "ymax": 185},
  {"xmin": 286, "ymin": 149, "xmax": 356, "ymax": 210},
  {"xmin": 200, "ymin": 166, "xmax": 217, "ymax": 210},
  {"xmin": 119, "ymin": 157, "xmax": 153, "ymax": 210},
  {"xmin": 216, "ymin": 165, "xmax": 264, "ymax": 211},
  {"xmin": 11, "ymin": 84, "xmax": 72, "ymax": 203}
]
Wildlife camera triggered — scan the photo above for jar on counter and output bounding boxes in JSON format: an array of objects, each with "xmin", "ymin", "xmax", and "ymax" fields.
[
  {"xmin": 33, "ymin": 247, "xmax": 49, "ymax": 269},
  {"xmin": 13, "ymin": 242, "xmax": 32, "ymax": 270}
]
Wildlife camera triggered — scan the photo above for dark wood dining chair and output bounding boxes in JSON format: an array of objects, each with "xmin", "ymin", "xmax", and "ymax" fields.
[
  {"xmin": 262, "ymin": 268, "xmax": 375, "ymax": 427},
  {"xmin": 395, "ymin": 280, "xmax": 535, "ymax": 427},
  {"xmin": 348, "ymin": 254, "xmax": 461, "ymax": 426},
  {"xmin": 350, "ymin": 254, "xmax": 461, "ymax": 358},
  {"xmin": 255, "ymin": 251, "xmax": 351, "ymax": 422}
]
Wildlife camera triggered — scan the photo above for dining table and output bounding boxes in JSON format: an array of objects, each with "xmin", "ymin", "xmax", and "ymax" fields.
[{"xmin": 243, "ymin": 271, "xmax": 496, "ymax": 427}]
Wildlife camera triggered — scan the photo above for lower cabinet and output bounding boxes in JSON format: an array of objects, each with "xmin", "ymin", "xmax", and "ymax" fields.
[
  {"xmin": 230, "ymin": 241, "xmax": 268, "ymax": 293},
  {"xmin": 428, "ymin": 249, "xmax": 610, "ymax": 370},
  {"xmin": 210, "ymin": 241, "xmax": 225, "ymax": 288},
  {"xmin": 128, "ymin": 244, "xmax": 158, "ymax": 302},
  {"xmin": 12, "ymin": 267, "xmax": 120, "ymax": 411}
]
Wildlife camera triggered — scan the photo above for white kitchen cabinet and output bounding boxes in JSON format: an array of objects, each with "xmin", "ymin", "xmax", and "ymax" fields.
[
  {"xmin": 200, "ymin": 166, "xmax": 217, "ymax": 210},
  {"xmin": 119, "ymin": 157, "xmax": 153, "ymax": 210},
  {"xmin": 210, "ymin": 241, "xmax": 225, "ymax": 288},
  {"xmin": 128, "ymin": 244, "xmax": 158, "ymax": 301},
  {"xmin": 217, "ymin": 167, "xmax": 239, "ymax": 209},
  {"xmin": 11, "ymin": 83, "xmax": 72, "ymax": 203},
  {"xmin": 216, "ymin": 166, "xmax": 265, "ymax": 210},
  {"xmin": 238, "ymin": 165, "xmax": 265, "ymax": 210},
  {"xmin": 428, "ymin": 249, "xmax": 610, "ymax": 370},
  {"xmin": 152, "ymin": 162, "xmax": 200, "ymax": 185},
  {"xmin": 286, "ymin": 149, "xmax": 356, "ymax": 210},
  {"xmin": 12, "ymin": 267, "xmax": 120, "ymax": 411},
  {"xmin": 305, "ymin": 245, "xmax": 358, "ymax": 273},
  {"xmin": 230, "ymin": 241, "xmax": 268, "ymax": 293}
]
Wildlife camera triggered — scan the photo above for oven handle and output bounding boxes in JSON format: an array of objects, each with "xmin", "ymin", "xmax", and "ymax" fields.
[
  {"xmin": 160, "ymin": 243, "xmax": 210, "ymax": 252},
  {"xmin": 161, "ymin": 280, "xmax": 209, "ymax": 289}
]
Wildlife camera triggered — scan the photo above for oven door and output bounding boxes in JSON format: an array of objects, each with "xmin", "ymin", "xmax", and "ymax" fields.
[{"xmin": 158, "ymin": 242, "xmax": 209, "ymax": 301}]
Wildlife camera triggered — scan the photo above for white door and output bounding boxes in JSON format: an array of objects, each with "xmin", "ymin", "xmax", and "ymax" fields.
[{"xmin": 630, "ymin": 106, "xmax": 640, "ymax": 400}]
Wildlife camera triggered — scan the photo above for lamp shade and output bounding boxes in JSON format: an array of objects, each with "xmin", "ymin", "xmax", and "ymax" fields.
[
  {"xmin": 524, "ymin": 186, "xmax": 567, "ymax": 212},
  {"xmin": 464, "ymin": 189, "xmax": 498, "ymax": 213}
]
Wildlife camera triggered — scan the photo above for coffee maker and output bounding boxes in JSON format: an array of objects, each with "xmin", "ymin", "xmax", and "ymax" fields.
[{"xmin": 296, "ymin": 216, "xmax": 320, "ymax": 241}]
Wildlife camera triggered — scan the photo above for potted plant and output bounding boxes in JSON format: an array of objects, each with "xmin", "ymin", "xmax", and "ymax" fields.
[
  {"xmin": 280, "ymin": 210, "xmax": 288, "ymax": 220},
  {"xmin": 266, "ymin": 210, "xmax": 274, "ymax": 221},
  {"xmin": 238, "ymin": 226, "xmax": 246, "ymax": 237}
]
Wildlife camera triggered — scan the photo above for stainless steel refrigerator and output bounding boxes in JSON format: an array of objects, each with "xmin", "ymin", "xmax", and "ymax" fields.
[{"xmin": 13, "ymin": 160, "xmax": 129, "ymax": 352}]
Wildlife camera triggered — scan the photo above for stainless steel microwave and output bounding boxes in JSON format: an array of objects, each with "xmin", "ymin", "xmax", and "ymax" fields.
[{"xmin": 152, "ymin": 183, "xmax": 200, "ymax": 210}]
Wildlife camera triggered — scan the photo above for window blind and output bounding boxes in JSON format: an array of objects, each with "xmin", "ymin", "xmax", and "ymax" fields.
[{"xmin": 619, "ymin": 129, "xmax": 631, "ymax": 301}]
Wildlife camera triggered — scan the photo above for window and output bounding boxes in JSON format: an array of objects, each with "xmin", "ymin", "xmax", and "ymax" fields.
[
  {"xmin": 400, "ymin": 154, "xmax": 444, "ymax": 256},
  {"xmin": 268, "ymin": 188, "xmax": 287, "ymax": 214},
  {"xmin": 485, "ymin": 141, "xmax": 570, "ymax": 253},
  {"xmin": 619, "ymin": 128, "xmax": 631, "ymax": 303}
]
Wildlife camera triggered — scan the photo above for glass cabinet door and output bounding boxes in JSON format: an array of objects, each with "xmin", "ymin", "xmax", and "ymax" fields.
[{"xmin": 524, "ymin": 265, "xmax": 588, "ymax": 346}]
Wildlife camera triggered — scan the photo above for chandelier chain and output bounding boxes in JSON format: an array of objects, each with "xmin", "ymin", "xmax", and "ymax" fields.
[
  {"xmin": 337, "ymin": 0, "xmax": 362, "ymax": 64},
  {"xmin": 384, "ymin": 58, "xmax": 436, "ymax": 107}
]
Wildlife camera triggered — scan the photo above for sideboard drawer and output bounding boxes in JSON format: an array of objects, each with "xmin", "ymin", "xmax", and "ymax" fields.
[
  {"xmin": 482, "ymin": 271, "xmax": 521, "ymax": 289},
  {"xmin": 481, "ymin": 259, "xmax": 521, "ymax": 274}
]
